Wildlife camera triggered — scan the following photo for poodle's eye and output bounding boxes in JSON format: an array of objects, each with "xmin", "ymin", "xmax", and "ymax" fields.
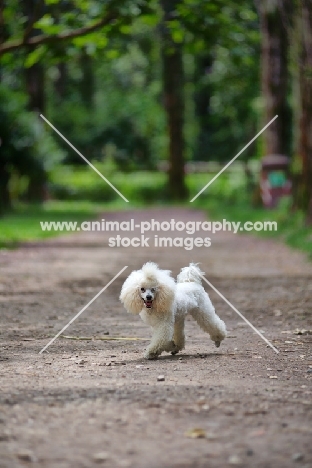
[
  {"xmin": 151, "ymin": 288, "xmax": 156, "ymax": 293},
  {"xmin": 140, "ymin": 287, "xmax": 145, "ymax": 292}
]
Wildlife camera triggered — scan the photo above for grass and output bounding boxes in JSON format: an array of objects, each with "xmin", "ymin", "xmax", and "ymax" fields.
[
  {"xmin": 0, "ymin": 201, "xmax": 118, "ymax": 248},
  {"xmin": 1, "ymin": 166, "xmax": 311, "ymax": 259}
]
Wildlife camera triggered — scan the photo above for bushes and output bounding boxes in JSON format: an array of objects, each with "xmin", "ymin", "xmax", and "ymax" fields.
[
  {"xmin": 0, "ymin": 84, "xmax": 65, "ymax": 213},
  {"xmin": 49, "ymin": 165, "xmax": 167, "ymax": 203}
]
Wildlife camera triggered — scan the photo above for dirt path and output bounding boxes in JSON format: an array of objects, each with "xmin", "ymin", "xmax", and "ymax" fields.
[{"xmin": 0, "ymin": 207, "xmax": 312, "ymax": 468}]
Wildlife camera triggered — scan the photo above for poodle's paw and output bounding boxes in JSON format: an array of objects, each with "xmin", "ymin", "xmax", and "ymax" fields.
[
  {"xmin": 164, "ymin": 341, "xmax": 179, "ymax": 354},
  {"xmin": 211, "ymin": 330, "xmax": 226, "ymax": 346},
  {"xmin": 144, "ymin": 349, "xmax": 160, "ymax": 360},
  {"xmin": 170, "ymin": 343, "xmax": 181, "ymax": 356}
]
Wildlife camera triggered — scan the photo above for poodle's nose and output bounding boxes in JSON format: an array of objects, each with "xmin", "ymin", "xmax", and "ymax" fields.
[{"xmin": 146, "ymin": 295, "xmax": 152, "ymax": 300}]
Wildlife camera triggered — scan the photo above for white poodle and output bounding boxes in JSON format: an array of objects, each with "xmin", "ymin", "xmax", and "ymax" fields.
[{"xmin": 120, "ymin": 262, "xmax": 227, "ymax": 359}]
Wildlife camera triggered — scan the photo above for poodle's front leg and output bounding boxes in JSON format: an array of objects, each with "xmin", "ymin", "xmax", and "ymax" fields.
[{"xmin": 144, "ymin": 321, "xmax": 175, "ymax": 360}]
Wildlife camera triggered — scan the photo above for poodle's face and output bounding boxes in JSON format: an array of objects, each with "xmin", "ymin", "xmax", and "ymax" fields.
[
  {"xmin": 120, "ymin": 262, "xmax": 176, "ymax": 315},
  {"xmin": 140, "ymin": 286, "xmax": 157, "ymax": 309}
]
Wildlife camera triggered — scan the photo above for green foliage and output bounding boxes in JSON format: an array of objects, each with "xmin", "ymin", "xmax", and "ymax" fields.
[
  {"xmin": 0, "ymin": 84, "xmax": 65, "ymax": 207},
  {"xmin": 206, "ymin": 33, "xmax": 261, "ymax": 162},
  {"xmin": 46, "ymin": 27, "xmax": 165, "ymax": 169},
  {"xmin": 2, "ymin": 0, "xmax": 263, "ymax": 172},
  {"xmin": 1, "ymin": 0, "xmax": 267, "ymax": 207},
  {"xmin": 1, "ymin": 0, "xmax": 155, "ymax": 61},
  {"xmin": 190, "ymin": 2, "xmax": 261, "ymax": 162},
  {"xmin": 50, "ymin": 165, "xmax": 167, "ymax": 202},
  {"xmin": 0, "ymin": 87, "xmax": 56, "ymax": 169}
]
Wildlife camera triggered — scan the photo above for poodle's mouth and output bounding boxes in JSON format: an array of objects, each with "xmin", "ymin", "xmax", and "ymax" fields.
[{"xmin": 144, "ymin": 300, "xmax": 153, "ymax": 308}]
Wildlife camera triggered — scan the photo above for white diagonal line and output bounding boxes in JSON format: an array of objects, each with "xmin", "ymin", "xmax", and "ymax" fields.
[
  {"xmin": 39, "ymin": 266, "xmax": 128, "ymax": 354},
  {"xmin": 200, "ymin": 275, "xmax": 279, "ymax": 354},
  {"xmin": 40, "ymin": 114, "xmax": 129, "ymax": 203},
  {"xmin": 190, "ymin": 115, "xmax": 278, "ymax": 202}
]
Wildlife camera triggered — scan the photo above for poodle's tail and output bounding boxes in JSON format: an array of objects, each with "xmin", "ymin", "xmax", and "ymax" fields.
[{"xmin": 177, "ymin": 263, "xmax": 204, "ymax": 284}]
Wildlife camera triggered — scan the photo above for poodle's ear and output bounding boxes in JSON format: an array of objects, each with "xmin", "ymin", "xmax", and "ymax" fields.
[
  {"xmin": 153, "ymin": 279, "xmax": 176, "ymax": 315},
  {"xmin": 119, "ymin": 272, "xmax": 143, "ymax": 315}
]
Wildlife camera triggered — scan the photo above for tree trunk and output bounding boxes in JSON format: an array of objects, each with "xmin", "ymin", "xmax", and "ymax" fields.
[
  {"xmin": 194, "ymin": 52, "xmax": 213, "ymax": 162},
  {"xmin": 0, "ymin": 166, "xmax": 11, "ymax": 215},
  {"xmin": 298, "ymin": 0, "xmax": 312, "ymax": 223},
  {"xmin": 23, "ymin": 0, "xmax": 45, "ymax": 112},
  {"xmin": 259, "ymin": 0, "xmax": 291, "ymax": 155},
  {"xmin": 27, "ymin": 169, "xmax": 48, "ymax": 203},
  {"xmin": 79, "ymin": 50, "xmax": 95, "ymax": 108},
  {"xmin": 161, "ymin": 0, "xmax": 188, "ymax": 200},
  {"xmin": 25, "ymin": 62, "xmax": 45, "ymax": 112},
  {"xmin": 23, "ymin": 0, "xmax": 46, "ymax": 203},
  {"xmin": 25, "ymin": 60, "xmax": 46, "ymax": 202}
]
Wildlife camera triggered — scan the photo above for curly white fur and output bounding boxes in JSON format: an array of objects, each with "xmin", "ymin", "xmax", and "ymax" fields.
[{"xmin": 120, "ymin": 262, "xmax": 227, "ymax": 359}]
